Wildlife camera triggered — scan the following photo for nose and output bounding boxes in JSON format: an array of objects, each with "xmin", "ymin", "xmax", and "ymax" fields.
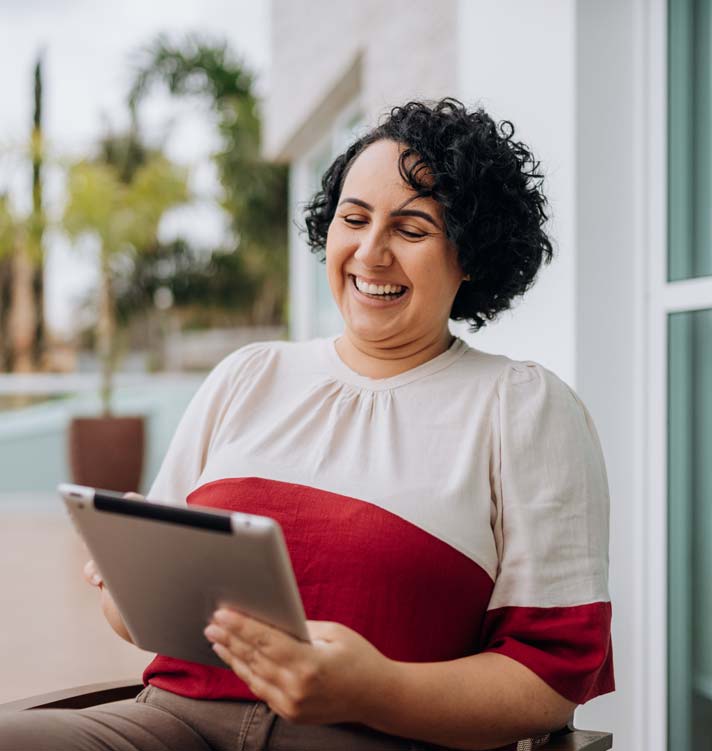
[{"xmin": 353, "ymin": 226, "xmax": 392, "ymax": 268}]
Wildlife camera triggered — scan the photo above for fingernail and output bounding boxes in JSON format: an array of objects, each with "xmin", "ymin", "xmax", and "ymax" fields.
[{"xmin": 215, "ymin": 609, "xmax": 240, "ymax": 624}]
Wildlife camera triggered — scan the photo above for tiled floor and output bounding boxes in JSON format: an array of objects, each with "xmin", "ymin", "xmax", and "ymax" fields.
[{"xmin": 0, "ymin": 511, "xmax": 152, "ymax": 704}]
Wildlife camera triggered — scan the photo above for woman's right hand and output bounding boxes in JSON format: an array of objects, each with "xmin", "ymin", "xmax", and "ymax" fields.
[{"xmin": 82, "ymin": 492, "xmax": 144, "ymax": 644}]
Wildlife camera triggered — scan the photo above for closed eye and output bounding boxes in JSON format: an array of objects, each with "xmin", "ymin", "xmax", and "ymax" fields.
[
  {"xmin": 398, "ymin": 227, "xmax": 427, "ymax": 239},
  {"xmin": 344, "ymin": 216, "xmax": 427, "ymax": 239},
  {"xmin": 343, "ymin": 216, "xmax": 367, "ymax": 227}
]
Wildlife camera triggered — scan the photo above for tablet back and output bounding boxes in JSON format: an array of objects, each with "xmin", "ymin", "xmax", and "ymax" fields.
[{"xmin": 63, "ymin": 492, "xmax": 309, "ymax": 669}]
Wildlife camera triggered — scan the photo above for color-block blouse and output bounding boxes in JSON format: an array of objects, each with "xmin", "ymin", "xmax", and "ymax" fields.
[{"xmin": 142, "ymin": 336, "xmax": 615, "ymax": 707}]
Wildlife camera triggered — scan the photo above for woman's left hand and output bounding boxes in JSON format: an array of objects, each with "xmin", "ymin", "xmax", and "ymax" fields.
[{"xmin": 204, "ymin": 609, "xmax": 398, "ymax": 725}]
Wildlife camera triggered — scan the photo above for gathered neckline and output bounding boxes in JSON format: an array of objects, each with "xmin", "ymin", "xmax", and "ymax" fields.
[{"xmin": 321, "ymin": 335, "xmax": 469, "ymax": 392}]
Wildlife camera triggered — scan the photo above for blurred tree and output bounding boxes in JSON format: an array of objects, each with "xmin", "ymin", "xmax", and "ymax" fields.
[
  {"xmin": 62, "ymin": 135, "xmax": 189, "ymax": 413},
  {"xmin": 30, "ymin": 56, "xmax": 47, "ymax": 367},
  {"xmin": 114, "ymin": 239, "xmax": 257, "ymax": 327},
  {"xmin": 128, "ymin": 35, "xmax": 288, "ymax": 325},
  {"xmin": 3, "ymin": 56, "xmax": 46, "ymax": 373},
  {"xmin": 0, "ymin": 195, "xmax": 18, "ymax": 370},
  {"xmin": 0, "ymin": 196, "xmax": 15, "ymax": 258}
]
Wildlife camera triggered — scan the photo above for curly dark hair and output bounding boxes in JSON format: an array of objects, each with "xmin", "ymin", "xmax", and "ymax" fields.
[{"xmin": 303, "ymin": 97, "xmax": 553, "ymax": 331}]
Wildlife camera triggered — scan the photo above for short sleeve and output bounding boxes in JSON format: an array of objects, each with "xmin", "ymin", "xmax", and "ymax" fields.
[
  {"xmin": 147, "ymin": 343, "xmax": 270, "ymax": 505},
  {"xmin": 480, "ymin": 361, "xmax": 615, "ymax": 705}
]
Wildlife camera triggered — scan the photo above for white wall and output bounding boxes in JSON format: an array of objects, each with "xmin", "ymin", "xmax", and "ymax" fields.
[
  {"xmin": 455, "ymin": 0, "xmax": 577, "ymax": 387},
  {"xmin": 574, "ymin": 0, "xmax": 639, "ymax": 743},
  {"xmin": 265, "ymin": 0, "xmax": 457, "ymax": 161},
  {"xmin": 575, "ymin": 2, "xmax": 660, "ymax": 750}
]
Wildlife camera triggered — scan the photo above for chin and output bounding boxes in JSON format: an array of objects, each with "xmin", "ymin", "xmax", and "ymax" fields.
[{"xmin": 345, "ymin": 318, "xmax": 398, "ymax": 343}]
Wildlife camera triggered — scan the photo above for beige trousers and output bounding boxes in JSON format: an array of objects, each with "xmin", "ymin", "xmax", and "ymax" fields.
[{"xmin": 0, "ymin": 684, "xmax": 446, "ymax": 751}]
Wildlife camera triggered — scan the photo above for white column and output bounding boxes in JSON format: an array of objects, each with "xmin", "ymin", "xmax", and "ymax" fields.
[
  {"xmin": 455, "ymin": 0, "xmax": 577, "ymax": 386},
  {"xmin": 458, "ymin": 2, "xmax": 660, "ymax": 749}
]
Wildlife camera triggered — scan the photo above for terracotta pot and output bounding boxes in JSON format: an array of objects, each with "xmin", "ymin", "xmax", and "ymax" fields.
[{"xmin": 68, "ymin": 416, "xmax": 145, "ymax": 493}]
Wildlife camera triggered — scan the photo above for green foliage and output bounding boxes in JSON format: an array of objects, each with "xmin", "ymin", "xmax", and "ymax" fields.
[
  {"xmin": 63, "ymin": 155, "xmax": 188, "ymax": 258},
  {"xmin": 98, "ymin": 129, "xmax": 149, "ymax": 185},
  {"xmin": 0, "ymin": 195, "xmax": 18, "ymax": 260},
  {"xmin": 114, "ymin": 239, "xmax": 257, "ymax": 326},
  {"xmin": 129, "ymin": 34, "xmax": 288, "ymax": 324},
  {"xmin": 62, "ymin": 132, "xmax": 190, "ymax": 412},
  {"xmin": 129, "ymin": 34, "xmax": 254, "ymax": 108}
]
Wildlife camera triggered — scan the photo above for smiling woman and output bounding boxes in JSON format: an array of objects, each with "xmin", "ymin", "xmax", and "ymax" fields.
[{"xmin": 0, "ymin": 99, "xmax": 613, "ymax": 751}]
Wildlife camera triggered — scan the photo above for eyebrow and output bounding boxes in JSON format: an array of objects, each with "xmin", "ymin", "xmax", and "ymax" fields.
[{"xmin": 338, "ymin": 197, "xmax": 440, "ymax": 229}]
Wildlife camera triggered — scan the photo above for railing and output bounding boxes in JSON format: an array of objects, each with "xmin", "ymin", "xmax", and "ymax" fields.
[{"xmin": 0, "ymin": 373, "xmax": 203, "ymax": 503}]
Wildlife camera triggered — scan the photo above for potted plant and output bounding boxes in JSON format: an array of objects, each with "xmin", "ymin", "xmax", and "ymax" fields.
[{"xmin": 62, "ymin": 132, "xmax": 189, "ymax": 492}]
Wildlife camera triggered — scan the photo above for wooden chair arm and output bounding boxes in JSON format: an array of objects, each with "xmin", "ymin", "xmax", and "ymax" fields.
[
  {"xmin": 544, "ymin": 727, "xmax": 613, "ymax": 751},
  {"xmin": 0, "ymin": 680, "xmax": 143, "ymax": 711}
]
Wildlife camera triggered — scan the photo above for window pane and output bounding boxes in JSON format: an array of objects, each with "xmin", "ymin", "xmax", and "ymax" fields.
[
  {"xmin": 306, "ymin": 146, "xmax": 341, "ymax": 337},
  {"xmin": 669, "ymin": 0, "xmax": 712, "ymax": 280},
  {"xmin": 306, "ymin": 108, "xmax": 365, "ymax": 338},
  {"xmin": 668, "ymin": 308, "xmax": 712, "ymax": 750}
]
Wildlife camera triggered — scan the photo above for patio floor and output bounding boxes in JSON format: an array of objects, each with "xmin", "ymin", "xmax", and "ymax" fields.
[{"xmin": 1, "ymin": 508, "xmax": 152, "ymax": 704}]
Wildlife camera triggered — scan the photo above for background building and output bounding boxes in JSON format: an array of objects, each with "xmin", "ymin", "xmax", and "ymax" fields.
[{"xmin": 263, "ymin": 1, "xmax": 712, "ymax": 750}]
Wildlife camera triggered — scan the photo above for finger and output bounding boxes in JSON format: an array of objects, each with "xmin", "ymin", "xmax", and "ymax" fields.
[
  {"xmin": 213, "ymin": 609, "xmax": 304, "ymax": 662},
  {"xmin": 211, "ymin": 642, "xmax": 253, "ymax": 679},
  {"xmin": 207, "ymin": 622, "xmax": 289, "ymax": 679},
  {"xmin": 224, "ymin": 633, "xmax": 282, "ymax": 676},
  {"xmin": 83, "ymin": 559, "xmax": 103, "ymax": 587},
  {"xmin": 123, "ymin": 492, "xmax": 144, "ymax": 500},
  {"xmin": 204, "ymin": 623, "xmax": 230, "ymax": 647},
  {"xmin": 205, "ymin": 624, "xmax": 283, "ymax": 680},
  {"xmin": 211, "ymin": 642, "xmax": 286, "ymax": 708}
]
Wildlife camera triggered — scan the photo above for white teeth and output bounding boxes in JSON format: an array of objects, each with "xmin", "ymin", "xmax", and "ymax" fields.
[{"xmin": 354, "ymin": 276, "xmax": 404, "ymax": 296}]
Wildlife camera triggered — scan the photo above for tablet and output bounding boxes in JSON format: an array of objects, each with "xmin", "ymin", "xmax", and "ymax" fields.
[{"xmin": 59, "ymin": 483, "xmax": 310, "ymax": 669}]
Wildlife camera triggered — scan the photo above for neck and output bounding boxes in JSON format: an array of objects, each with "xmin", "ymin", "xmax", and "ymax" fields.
[{"xmin": 334, "ymin": 328, "xmax": 455, "ymax": 379}]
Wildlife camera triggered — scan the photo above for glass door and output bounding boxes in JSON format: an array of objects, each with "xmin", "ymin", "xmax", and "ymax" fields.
[
  {"xmin": 303, "ymin": 104, "xmax": 365, "ymax": 338},
  {"xmin": 667, "ymin": 1, "xmax": 712, "ymax": 748}
]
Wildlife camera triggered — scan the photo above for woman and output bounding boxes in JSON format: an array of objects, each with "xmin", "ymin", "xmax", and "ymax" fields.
[{"xmin": 1, "ymin": 98, "xmax": 614, "ymax": 751}]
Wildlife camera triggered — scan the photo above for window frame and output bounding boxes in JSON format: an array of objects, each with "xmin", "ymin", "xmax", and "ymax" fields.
[
  {"xmin": 288, "ymin": 98, "xmax": 364, "ymax": 340},
  {"xmin": 646, "ymin": 1, "xmax": 712, "ymax": 749}
]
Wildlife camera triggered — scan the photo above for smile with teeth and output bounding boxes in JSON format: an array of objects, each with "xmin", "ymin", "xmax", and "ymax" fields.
[{"xmin": 352, "ymin": 275, "xmax": 407, "ymax": 300}]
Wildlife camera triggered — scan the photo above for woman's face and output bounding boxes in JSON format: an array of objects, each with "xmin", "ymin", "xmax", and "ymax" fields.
[{"xmin": 325, "ymin": 139, "xmax": 464, "ymax": 348}]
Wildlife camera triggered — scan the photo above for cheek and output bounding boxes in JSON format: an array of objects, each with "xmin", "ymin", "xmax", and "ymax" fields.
[
  {"xmin": 410, "ymin": 250, "xmax": 462, "ymax": 305},
  {"xmin": 324, "ymin": 242, "xmax": 338, "ymax": 280},
  {"xmin": 324, "ymin": 235, "xmax": 345, "ymax": 294},
  {"xmin": 325, "ymin": 226, "xmax": 351, "ymax": 281}
]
